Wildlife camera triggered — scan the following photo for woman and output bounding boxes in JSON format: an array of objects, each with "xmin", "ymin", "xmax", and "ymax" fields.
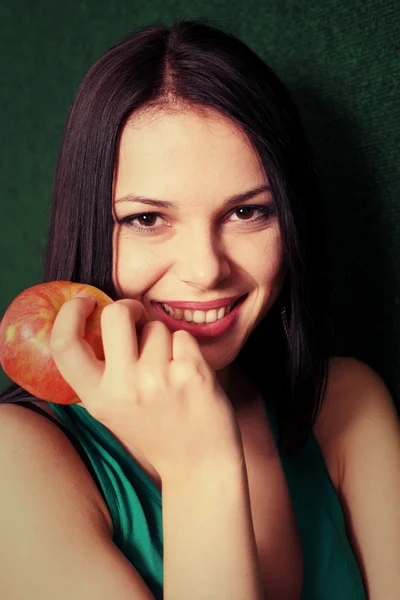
[{"xmin": 1, "ymin": 18, "xmax": 399, "ymax": 600}]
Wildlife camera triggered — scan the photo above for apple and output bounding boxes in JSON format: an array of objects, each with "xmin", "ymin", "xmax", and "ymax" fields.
[{"xmin": 0, "ymin": 281, "xmax": 114, "ymax": 404}]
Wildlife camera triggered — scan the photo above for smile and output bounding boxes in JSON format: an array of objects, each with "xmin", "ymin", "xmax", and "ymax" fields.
[
  {"xmin": 159, "ymin": 300, "xmax": 236, "ymax": 324},
  {"xmin": 151, "ymin": 294, "xmax": 248, "ymax": 339}
]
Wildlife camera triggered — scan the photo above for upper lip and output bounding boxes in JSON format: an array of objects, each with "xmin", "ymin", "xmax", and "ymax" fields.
[{"xmin": 152, "ymin": 294, "xmax": 246, "ymax": 311}]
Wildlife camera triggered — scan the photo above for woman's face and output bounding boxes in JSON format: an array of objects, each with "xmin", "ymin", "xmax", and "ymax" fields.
[{"xmin": 112, "ymin": 107, "xmax": 286, "ymax": 374}]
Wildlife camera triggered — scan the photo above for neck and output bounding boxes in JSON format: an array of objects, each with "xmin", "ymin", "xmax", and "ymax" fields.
[{"xmin": 216, "ymin": 357, "xmax": 259, "ymax": 414}]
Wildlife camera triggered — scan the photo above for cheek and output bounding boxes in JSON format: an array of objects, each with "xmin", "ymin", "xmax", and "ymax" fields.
[
  {"xmin": 237, "ymin": 233, "xmax": 284, "ymax": 283},
  {"xmin": 112, "ymin": 231, "xmax": 163, "ymax": 297},
  {"xmin": 112, "ymin": 228, "xmax": 285, "ymax": 296}
]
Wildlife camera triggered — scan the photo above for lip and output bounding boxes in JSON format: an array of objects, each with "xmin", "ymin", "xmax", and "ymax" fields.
[
  {"xmin": 151, "ymin": 294, "xmax": 243, "ymax": 311},
  {"xmin": 151, "ymin": 294, "xmax": 248, "ymax": 339}
]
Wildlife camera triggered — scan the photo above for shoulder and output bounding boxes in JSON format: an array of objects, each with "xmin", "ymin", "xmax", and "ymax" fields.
[
  {"xmin": 314, "ymin": 356, "xmax": 399, "ymax": 489},
  {"xmin": 0, "ymin": 402, "xmax": 113, "ymax": 536},
  {"xmin": 315, "ymin": 355, "xmax": 398, "ymax": 446},
  {"xmin": 314, "ymin": 357, "xmax": 400, "ymax": 596},
  {"xmin": 324, "ymin": 355, "xmax": 393, "ymax": 403},
  {"xmin": 0, "ymin": 404, "xmax": 156, "ymax": 599}
]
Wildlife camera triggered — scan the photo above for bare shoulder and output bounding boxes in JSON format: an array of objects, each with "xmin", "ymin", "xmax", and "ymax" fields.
[
  {"xmin": 315, "ymin": 355, "xmax": 397, "ymax": 442},
  {"xmin": 314, "ymin": 357, "xmax": 400, "ymax": 596},
  {"xmin": 0, "ymin": 403, "xmax": 158, "ymax": 599},
  {"xmin": 314, "ymin": 356, "xmax": 398, "ymax": 489},
  {"xmin": 0, "ymin": 401, "xmax": 113, "ymax": 535}
]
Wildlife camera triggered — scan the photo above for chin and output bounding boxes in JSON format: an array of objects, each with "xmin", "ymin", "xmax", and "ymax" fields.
[{"xmin": 197, "ymin": 338, "xmax": 242, "ymax": 370}]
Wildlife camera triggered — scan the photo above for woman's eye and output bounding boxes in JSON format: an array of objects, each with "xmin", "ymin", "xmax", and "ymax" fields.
[
  {"xmin": 117, "ymin": 212, "xmax": 165, "ymax": 232},
  {"xmin": 116, "ymin": 204, "xmax": 275, "ymax": 234},
  {"xmin": 229, "ymin": 206, "xmax": 268, "ymax": 222},
  {"xmin": 132, "ymin": 213, "xmax": 160, "ymax": 228}
]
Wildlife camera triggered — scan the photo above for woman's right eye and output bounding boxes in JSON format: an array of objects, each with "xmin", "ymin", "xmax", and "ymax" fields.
[{"xmin": 116, "ymin": 212, "xmax": 166, "ymax": 234}]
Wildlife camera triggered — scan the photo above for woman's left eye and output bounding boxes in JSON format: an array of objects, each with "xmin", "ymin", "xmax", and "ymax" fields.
[
  {"xmin": 229, "ymin": 205, "xmax": 274, "ymax": 223},
  {"xmin": 116, "ymin": 204, "xmax": 275, "ymax": 234}
]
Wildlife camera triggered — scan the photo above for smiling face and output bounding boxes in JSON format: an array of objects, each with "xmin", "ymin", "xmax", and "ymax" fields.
[{"xmin": 112, "ymin": 105, "xmax": 286, "ymax": 381}]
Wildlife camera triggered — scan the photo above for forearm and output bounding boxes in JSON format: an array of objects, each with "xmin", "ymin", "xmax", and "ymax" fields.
[{"xmin": 161, "ymin": 456, "xmax": 264, "ymax": 600}]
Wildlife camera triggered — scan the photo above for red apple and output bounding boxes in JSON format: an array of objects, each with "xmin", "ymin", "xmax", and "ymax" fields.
[{"xmin": 0, "ymin": 281, "xmax": 114, "ymax": 404}]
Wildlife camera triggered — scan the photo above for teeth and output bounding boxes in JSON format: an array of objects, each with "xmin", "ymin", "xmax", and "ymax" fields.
[{"xmin": 160, "ymin": 302, "xmax": 234, "ymax": 324}]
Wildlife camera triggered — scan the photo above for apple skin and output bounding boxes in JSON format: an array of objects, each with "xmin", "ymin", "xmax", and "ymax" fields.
[{"xmin": 0, "ymin": 281, "xmax": 114, "ymax": 404}]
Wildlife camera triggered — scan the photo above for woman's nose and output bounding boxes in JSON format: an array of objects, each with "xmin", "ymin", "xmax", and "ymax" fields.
[{"xmin": 175, "ymin": 231, "xmax": 231, "ymax": 291}]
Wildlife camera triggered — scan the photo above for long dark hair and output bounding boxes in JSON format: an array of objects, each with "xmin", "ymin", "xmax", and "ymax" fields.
[{"xmin": 0, "ymin": 17, "xmax": 334, "ymax": 456}]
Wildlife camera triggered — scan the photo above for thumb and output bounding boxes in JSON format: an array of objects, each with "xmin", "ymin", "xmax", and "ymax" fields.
[{"xmin": 75, "ymin": 294, "xmax": 97, "ymax": 332}]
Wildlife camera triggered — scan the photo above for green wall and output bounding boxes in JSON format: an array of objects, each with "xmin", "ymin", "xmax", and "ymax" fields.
[{"xmin": 1, "ymin": 1, "xmax": 399, "ymax": 404}]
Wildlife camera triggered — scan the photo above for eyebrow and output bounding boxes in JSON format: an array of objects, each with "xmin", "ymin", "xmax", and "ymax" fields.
[{"xmin": 115, "ymin": 184, "xmax": 272, "ymax": 210}]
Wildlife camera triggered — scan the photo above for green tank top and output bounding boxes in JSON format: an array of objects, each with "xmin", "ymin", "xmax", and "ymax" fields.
[{"xmin": 44, "ymin": 396, "xmax": 366, "ymax": 599}]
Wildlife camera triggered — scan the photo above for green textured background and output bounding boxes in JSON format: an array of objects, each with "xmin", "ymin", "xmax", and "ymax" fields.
[{"xmin": 0, "ymin": 1, "xmax": 399, "ymax": 405}]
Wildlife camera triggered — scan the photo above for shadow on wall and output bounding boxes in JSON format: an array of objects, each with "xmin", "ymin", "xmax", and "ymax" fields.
[{"xmin": 294, "ymin": 83, "xmax": 399, "ymax": 410}]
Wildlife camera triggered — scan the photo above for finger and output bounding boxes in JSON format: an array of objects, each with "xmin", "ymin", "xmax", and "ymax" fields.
[
  {"xmin": 138, "ymin": 320, "xmax": 172, "ymax": 366},
  {"xmin": 101, "ymin": 299, "xmax": 148, "ymax": 379},
  {"xmin": 50, "ymin": 296, "xmax": 104, "ymax": 399},
  {"xmin": 171, "ymin": 329, "xmax": 205, "ymax": 363}
]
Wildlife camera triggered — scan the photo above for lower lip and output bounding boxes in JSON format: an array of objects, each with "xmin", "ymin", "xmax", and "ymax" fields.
[{"xmin": 151, "ymin": 295, "xmax": 248, "ymax": 339}]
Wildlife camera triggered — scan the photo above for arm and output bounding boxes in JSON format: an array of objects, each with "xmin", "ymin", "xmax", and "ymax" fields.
[
  {"xmin": 0, "ymin": 404, "xmax": 264, "ymax": 600},
  {"xmin": 321, "ymin": 357, "xmax": 400, "ymax": 599},
  {"xmin": 162, "ymin": 456, "xmax": 265, "ymax": 600},
  {"xmin": 0, "ymin": 404, "xmax": 156, "ymax": 600}
]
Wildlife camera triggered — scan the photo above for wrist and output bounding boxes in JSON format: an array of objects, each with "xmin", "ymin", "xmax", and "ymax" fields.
[{"xmin": 160, "ymin": 446, "xmax": 246, "ymax": 489}]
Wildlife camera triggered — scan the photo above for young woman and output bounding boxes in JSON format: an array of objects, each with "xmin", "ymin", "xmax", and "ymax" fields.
[{"xmin": 1, "ymin": 18, "xmax": 399, "ymax": 600}]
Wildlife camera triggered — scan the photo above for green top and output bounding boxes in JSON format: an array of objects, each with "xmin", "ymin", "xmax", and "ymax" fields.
[{"xmin": 46, "ymin": 395, "xmax": 366, "ymax": 599}]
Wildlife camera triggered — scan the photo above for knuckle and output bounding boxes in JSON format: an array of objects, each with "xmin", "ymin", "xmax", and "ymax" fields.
[
  {"xmin": 49, "ymin": 333, "xmax": 71, "ymax": 353},
  {"xmin": 139, "ymin": 370, "xmax": 165, "ymax": 393},
  {"xmin": 170, "ymin": 361, "xmax": 200, "ymax": 384}
]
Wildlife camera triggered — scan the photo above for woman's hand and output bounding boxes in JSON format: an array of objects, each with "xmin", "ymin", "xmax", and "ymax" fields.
[{"xmin": 49, "ymin": 296, "xmax": 244, "ymax": 482}]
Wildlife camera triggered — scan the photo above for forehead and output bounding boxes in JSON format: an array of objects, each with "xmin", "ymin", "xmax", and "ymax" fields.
[{"xmin": 114, "ymin": 108, "xmax": 267, "ymax": 198}]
